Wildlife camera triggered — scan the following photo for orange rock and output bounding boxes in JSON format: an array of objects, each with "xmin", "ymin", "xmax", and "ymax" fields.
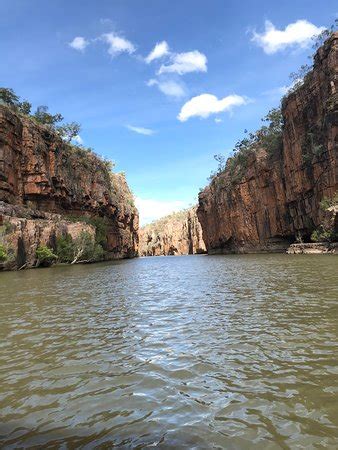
[
  {"xmin": 139, "ymin": 207, "xmax": 206, "ymax": 256},
  {"xmin": 198, "ymin": 33, "xmax": 338, "ymax": 254},
  {"xmin": 0, "ymin": 109, "xmax": 139, "ymax": 266}
]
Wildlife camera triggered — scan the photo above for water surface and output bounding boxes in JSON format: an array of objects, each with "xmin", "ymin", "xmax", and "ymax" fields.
[{"xmin": 0, "ymin": 255, "xmax": 337, "ymax": 449}]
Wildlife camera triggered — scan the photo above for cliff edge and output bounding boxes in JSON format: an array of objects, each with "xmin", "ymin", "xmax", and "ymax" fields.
[
  {"xmin": 0, "ymin": 105, "xmax": 138, "ymax": 269},
  {"xmin": 198, "ymin": 33, "xmax": 338, "ymax": 254}
]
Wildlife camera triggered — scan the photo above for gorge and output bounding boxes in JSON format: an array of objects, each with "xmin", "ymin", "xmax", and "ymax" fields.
[
  {"xmin": 0, "ymin": 33, "xmax": 337, "ymax": 268},
  {"xmin": 1, "ymin": 4, "xmax": 338, "ymax": 449}
]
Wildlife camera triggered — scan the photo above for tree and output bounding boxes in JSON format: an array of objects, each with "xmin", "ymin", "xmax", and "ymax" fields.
[
  {"xmin": 33, "ymin": 105, "xmax": 64, "ymax": 126},
  {"xmin": 71, "ymin": 232, "xmax": 104, "ymax": 264},
  {"xmin": 18, "ymin": 100, "xmax": 32, "ymax": 115},
  {"xmin": 0, "ymin": 88, "xmax": 32, "ymax": 116},
  {"xmin": 289, "ymin": 64, "xmax": 311, "ymax": 85},
  {"xmin": 35, "ymin": 245, "xmax": 57, "ymax": 267},
  {"xmin": 0, "ymin": 87, "xmax": 20, "ymax": 107},
  {"xmin": 57, "ymin": 121, "xmax": 81, "ymax": 143},
  {"xmin": 214, "ymin": 154, "xmax": 226, "ymax": 173},
  {"xmin": 312, "ymin": 19, "xmax": 337, "ymax": 51}
]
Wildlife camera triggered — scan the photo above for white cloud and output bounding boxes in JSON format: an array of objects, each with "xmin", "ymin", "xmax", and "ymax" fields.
[
  {"xmin": 252, "ymin": 20, "xmax": 325, "ymax": 54},
  {"xmin": 102, "ymin": 32, "xmax": 135, "ymax": 57},
  {"xmin": 126, "ymin": 125, "xmax": 155, "ymax": 136},
  {"xmin": 72, "ymin": 135, "xmax": 83, "ymax": 145},
  {"xmin": 135, "ymin": 197, "xmax": 187, "ymax": 225},
  {"xmin": 69, "ymin": 36, "xmax": 89, "ymax": 52},
  {"xmin": 158, "ymin": 50, "xmax": 207, "ymax": 75},
  {"xmin": 147, "ymin": 78, "xmax": 186, "ymax": 98},
  {"xmin": 145, "ymin": 41, "xmax": 170, "ymax": 63},
  {"xmin": 214, "ymin": 118, "xmax": 223, "ymax": 124},
  {"xmin": 178, "ymin": 93, "xmax": 248, "ymax": 122}
]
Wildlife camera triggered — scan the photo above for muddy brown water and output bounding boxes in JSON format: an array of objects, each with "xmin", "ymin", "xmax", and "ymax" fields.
[{"xmin": 0, "ymin": 254, "xmax": 337, "ymax": 449}]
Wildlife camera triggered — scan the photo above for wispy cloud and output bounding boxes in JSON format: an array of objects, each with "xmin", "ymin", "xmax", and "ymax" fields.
[
  {"xmin": 252, "ymin": 20, "xmax": 325, "ymax": 54},
  {"xmin": 147, "ymin": 78, "xmax": 186, "ymax": 98},
  {"xmin": 145, "ymin": 41, "xmax": 170, "ymax": 63},
  {"xmin": 158, "ymin": 50, "xmax": 207, "ymax": 75},
  {"xmin": 102, "ymin": 32, "xmax": 136, "ymax": 57},
  {"xmin": 126, "ymin": 125, "xmax": 155, "ymax": 136},
  {"xmin": 69, "ymin": 36, "xmax": 89, "ymax": 52},
  {"xmin": 178, "ymin": 93, "xmax": 249, "ymax": 122},
  {"xmin": 135, "ymin": 197, "xmax": 188, "ymax": 225}
]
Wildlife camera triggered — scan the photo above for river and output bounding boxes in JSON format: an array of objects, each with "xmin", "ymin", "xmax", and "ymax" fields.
[{"xmin": 0, "ymin": 254, "xmax": 337, "ymax": 449}]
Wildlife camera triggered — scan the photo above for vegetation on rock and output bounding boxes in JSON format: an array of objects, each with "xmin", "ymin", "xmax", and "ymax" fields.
[
  {"xmin": 0, "ymin": 87, "xmax": 83, "ymax": 146},
  {"xmin": 311, "ymin": 193, "xmax": 338, "ymax": 243},
  {"xmin": 36, "ymin": 246, "xmax": 57, "ymax": 267},
  {"xmin": 209, "ymin": 108, "xmax": 283, "ymax": 186},
  {"xmin": 56, "ymin": 232, "xmax": 104, "ymax": 264},
  {"xmin": 208, "ymin": 23, "xmax": 337, "ymax": 190},
  {"xmin": 0, "ymin": 244, "xmax": 8, "ymax": 263}
]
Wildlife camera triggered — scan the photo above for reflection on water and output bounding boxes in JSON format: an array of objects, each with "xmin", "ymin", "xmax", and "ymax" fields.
[{"xmin": 0, "ymin": 254, "xmax": 337, "ymax": 449}]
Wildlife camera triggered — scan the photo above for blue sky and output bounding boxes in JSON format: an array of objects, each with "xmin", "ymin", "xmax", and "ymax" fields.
[{"xmin": 0, "ymin": 0, "xmax": 336, "ymax": 224}]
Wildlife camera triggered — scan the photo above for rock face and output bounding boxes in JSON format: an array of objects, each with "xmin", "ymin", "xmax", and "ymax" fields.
[
  {"xmin": 0, "ymin": 106, "xmax": 138, "ymax": 269},
  {"xmin": 139, "ymin": 207, "xmax": 206, "ymax": 256},
  {"xmin": 198, "ymin": 33, "xmax": 338, "ymax": 254}
]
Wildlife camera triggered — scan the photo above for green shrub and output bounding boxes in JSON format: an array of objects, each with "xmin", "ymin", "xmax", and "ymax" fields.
[
  {"xmin": 320, "ymin": 192, "xmax": 338, "ymax": 210},
  {"xmin": 56, "ymin": 232, "xmax": 104, "ymax": 264},
  {"xmin": 311, "ymin": 226, "xmax": 337, "ymax": 243},
  {"xmin": 65, "ymin": 216, "xmax": 108, "ymax": 248},
  {"xmin": 56, "ymin": 234, "xmax": 75, "ymax": 263},
  {"xmin": 0, "ymin": 244, "xmax": 8, "ymax": 262},
  {"xmin": 209, "ymin": 108, "xmax": 284, "ymax": 187},
  {"xmin": 72, "ymin": 231, "xmax": 104, "ymax": 263},
  {"xmin": 36, "ymin": 245, "xmax": 57, "ymax": 267}
]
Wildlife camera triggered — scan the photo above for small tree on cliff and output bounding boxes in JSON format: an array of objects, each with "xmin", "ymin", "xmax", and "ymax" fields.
[
  {"xmin": 19, "ymin": 101, "xmax": 32, "ymax": 115},
  {"xmin": 0, "ymin": 88, "xmax": 20, "ymax": 106},
  {"xmin": 311, "ymin": 19, "xmax": 338, "ymax": 50},
  {"xmin": 33, "ymin": 105, "xmax": 64, "ymax": 126},
  {"xmin": 57, "ymin": 121, "xmax": 81, "ymax": 143},
  {"xmin": 0, "ymin": 88, "xmax": 32, "ymax": 114}
]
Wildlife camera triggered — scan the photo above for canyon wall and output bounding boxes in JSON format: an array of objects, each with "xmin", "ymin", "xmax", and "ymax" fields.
[
  {"xmin": 139, "ymin": 207, "xmax": 206, "ymax": 256},
  {"xmin": 0, "ymin": 105, "xmax": 138, "ymax": 269},
  {"xmin": 198, "ymin": 33, "xmax": 338, "ymax": 254}
]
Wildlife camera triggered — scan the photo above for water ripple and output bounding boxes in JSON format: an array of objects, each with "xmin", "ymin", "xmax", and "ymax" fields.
[{"xmin": 0, "ymin": 254, "xmax": 337, "ymax": 449}]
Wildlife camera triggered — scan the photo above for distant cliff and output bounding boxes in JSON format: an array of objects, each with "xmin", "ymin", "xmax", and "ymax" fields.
[
  {"xmin": 198, "ymin": 33, "xmax": 338, "ymax": 254},
  {"xmin": 0, "ymin": 105, "xmax": 138, "ymax": 269},
  {"xmin": 139, "ymin": 207, "xmax": 206, "ymax": 256}
]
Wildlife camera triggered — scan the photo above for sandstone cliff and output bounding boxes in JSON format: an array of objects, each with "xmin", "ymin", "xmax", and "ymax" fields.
[
  {"xmin": 198, "ymin": 33, "xmax": 338, "ymax": 254},
  {"xmin": 139, "ymin": 207, "xmax": 206, "ymax": 256},
  {"xmin": 0, "ymin": 105, "xmax": 138, "ymax": 269}
]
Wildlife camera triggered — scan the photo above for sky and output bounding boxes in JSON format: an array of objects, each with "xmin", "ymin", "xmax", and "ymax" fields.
[{"xmin": 0, "ymin": 0, "xmax": 336, "ymax": 224}]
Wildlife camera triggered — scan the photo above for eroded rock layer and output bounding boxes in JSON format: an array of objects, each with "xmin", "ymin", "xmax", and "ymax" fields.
[
  {"xmin": 139, "ymin": 207, "xmax": 206, "ymax": 256},
  {"xmin": 0, "ymin": 106, "xmax": 138, "ymax": 268},
  {"xmin": 198, "ymin": 33, "xmax": 338, "ymax": 254}
]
